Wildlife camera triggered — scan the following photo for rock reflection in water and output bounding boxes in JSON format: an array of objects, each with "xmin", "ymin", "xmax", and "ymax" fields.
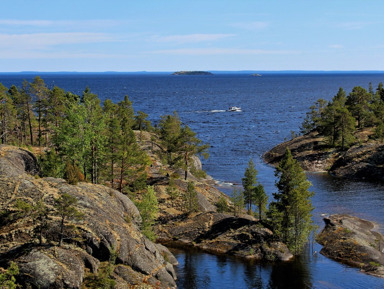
[{"xmin": 171, "ymin": 248, "xmax": 313, "ymax": 289}]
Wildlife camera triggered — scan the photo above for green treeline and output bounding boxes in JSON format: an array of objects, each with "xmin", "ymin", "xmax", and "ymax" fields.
[
  {"xmin": 301, "ymin": 82, "xmax": 384, "ymax": 149},
  {"xmin": 0, "ymin": 76, "xmax": 208, "ymax": 192}
]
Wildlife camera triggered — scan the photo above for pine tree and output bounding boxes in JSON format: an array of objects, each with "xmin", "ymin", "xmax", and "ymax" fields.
[
  {"xmin": 54, "ymin": 193, "xmax": 84, "ymax": 246},
  {"xmin": 320, "ymin": 89, "xmax": 356, "ymax": 149},
  {"xmin": 30, "ymin": 76, "xmax": 49, "ymax": 147},
  {"xmin": 268, "ymin": 148, "xmax": 314, "ymax": 255},
  {"xmin": 346, "ymin": 86, "xmax": 372, "ymax": 129},
  {"xmin": 0, "ymin": 83, "xmax": 17, "ymax": 144},
  {"xmin": 254, "ymin": 184, "xmax": 268, "ymax": 221},
  {"xmin": 158, "ymin": 112, "xmax": 182, "ymax": 165},
  {"xmin": 103, "ymin": 99, "xmax": 121, "ymax": 189},
  {"xmin": 176, "ymin": 125, "xmax": 209, "ymax": 180},
  {"xmin": 230, "ymin": 188, "xmax": 244, "ymax": 217},
  {"xmin": 137, "ymin": 186, "xmax": 159, "ymax": 241},
  {"xmin": 116, "ymin": 96, "xmax": 148, "ymax": 193},
  {"xmin": 184, "ymin": 182, "xmax": 199, "ymax": 213},
  {"xmin": 134, "ymin": 110, "xmax": 152, "ymax": 141},
  {"xmin": 242, "ymin": 159, "xmax": 258, "ymax": 214}
]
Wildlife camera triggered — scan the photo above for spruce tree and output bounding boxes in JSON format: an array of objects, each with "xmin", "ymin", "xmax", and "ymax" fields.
[{"xmin": 268, "ymin": 148, "xmax": 314, "ymax": 255}]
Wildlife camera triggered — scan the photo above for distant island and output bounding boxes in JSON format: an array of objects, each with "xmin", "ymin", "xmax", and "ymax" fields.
[{"xmin": 172, "ymin": 71, "xmax": 213, "ymax": 75}]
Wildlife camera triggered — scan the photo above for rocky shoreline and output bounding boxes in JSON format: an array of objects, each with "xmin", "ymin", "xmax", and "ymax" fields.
[
  {"xmin": 264, "ymin": 130, "xmax": 384, "ymax": 182},
  {"xmin": 0, "ymin": 137, "xmax": 295, "ymax": 288}
]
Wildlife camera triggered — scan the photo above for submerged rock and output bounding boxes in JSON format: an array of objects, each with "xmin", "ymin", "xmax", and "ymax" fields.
[{"xmin": 317, "ymin": 214, "xmax": 384, "ymax": 277}]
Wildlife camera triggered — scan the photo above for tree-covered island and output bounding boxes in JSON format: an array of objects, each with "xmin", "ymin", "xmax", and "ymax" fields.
[{"xmin": 172, "ymin": 71, "xmax": 213, "ymax": 75}]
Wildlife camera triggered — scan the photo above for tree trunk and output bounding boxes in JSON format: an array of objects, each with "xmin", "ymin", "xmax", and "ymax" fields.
[{"xmin": 59, "ymin": 216, "xmax": 65, "ymax": 247}]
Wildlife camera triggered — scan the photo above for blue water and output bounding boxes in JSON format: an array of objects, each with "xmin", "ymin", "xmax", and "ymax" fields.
[{"xmin": 2, "ymin": 72, "xmax": 384, "ymax": 288}]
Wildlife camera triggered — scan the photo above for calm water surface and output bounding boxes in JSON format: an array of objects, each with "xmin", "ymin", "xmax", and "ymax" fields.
[{"xmin": 2, "ymin": 72, "xmax": 384, "ymax": 288}]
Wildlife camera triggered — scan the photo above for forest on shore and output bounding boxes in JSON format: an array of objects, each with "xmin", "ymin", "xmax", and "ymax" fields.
[
  {"xmin": 0, "ymin": 76, "xmax": 209, "ymax": 193},
  {"xmin": 301, "ymin": 82, "xmax": 384, "ymax": 149}
]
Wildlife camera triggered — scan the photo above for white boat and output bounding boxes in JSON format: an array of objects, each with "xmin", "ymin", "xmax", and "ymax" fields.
[{"xmin": 228, "ymin": 106, "xmax": 242, "ymax": 112}]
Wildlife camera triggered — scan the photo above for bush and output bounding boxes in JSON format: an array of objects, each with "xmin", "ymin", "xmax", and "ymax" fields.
[{"xmin": 215, "ymin": 196, "xmax": 229, "ymax": 213}]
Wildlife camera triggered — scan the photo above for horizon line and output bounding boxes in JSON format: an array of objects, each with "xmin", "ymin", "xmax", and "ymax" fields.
[{"xmin": 1, "ymin": 70, "xmax": 384, "ymax": 74}]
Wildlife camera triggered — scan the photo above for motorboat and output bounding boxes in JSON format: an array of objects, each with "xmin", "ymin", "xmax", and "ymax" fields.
[{"xmin": 228, "ymin": 106, "xmax": 242, "ymax": 112}]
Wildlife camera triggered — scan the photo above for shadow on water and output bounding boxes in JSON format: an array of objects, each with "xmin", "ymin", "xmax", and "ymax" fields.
[{"xmin": 171, "ymin": 247, "xmax": 314, "ymax": 289}]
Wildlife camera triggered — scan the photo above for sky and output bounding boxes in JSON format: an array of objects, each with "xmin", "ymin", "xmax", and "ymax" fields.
[{"xmin": 1, "ymin": 0, "xmax": 384, "ymax": 72}]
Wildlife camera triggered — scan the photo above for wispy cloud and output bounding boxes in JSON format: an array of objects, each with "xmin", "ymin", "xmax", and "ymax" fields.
[
  {"xmin": 336, "ymin": 21, "xmax": 372, "ymax": 30},
  {"xmin": 0, "ymin": 50, "xmax": 124, "ymax": 59},
  {"xmin": 329, "ymin": 44, "xmax": 343, "ymax": 49},
  {"xmin": 0, "ymin": 32, "xmax": 117, "ymax": 50},
  {"xmin": 150, "ymin": 48, "xmax": 299, "ymax": 55},
  {"xmin": 231, "ymin": 21, "xmax": 270, "ymax": 30},
  {"xmin": 0, "ymin": 19, "xmax": 122, "ymax": 29},
  {"xmin": 152, "ymin": 34, "xmax": 234, "ymax": 44}
]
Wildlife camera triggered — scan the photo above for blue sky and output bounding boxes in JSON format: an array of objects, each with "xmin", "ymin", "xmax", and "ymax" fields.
[{"xmin": 1, "ymin": 0, "xmax": 383, "ymax": 72}]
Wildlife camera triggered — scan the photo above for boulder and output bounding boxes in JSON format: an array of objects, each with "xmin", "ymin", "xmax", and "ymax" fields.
[{"xmin": 317, "ymin": 214, "xmax": 384, "ymax": 277}]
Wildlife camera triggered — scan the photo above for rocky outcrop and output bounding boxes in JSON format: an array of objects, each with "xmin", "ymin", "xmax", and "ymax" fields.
[
  {"xmin": 0, "ymin": 145, "xmax": 177, "ymax": 288},
  {"xmin": 0, "ymin": 145, "xmax": 40, "ymax": 177},
  {"xmin": 156, "ymin": 212, "xmax": 293, "ymax": 261},
  {"xmin": 264, "ymin": 131, "xmax": 384, "ymax": 182},
  {"xmin": 135, "ymin": 132, "xmax": 293, "ymax": 262},
  {"xmin": 317, "ymin": 214, "xmax": 384, "ymax": 277}
]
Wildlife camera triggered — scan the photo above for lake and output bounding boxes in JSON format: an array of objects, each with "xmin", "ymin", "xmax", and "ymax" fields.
[{"xmin": 2, "ymin": 72, "xmax": 384, "ymax": 288}]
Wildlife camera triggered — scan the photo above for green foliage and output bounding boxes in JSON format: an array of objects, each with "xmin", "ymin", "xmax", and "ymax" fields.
[
  {"xmin": 158, "ymin": 112, "xmax": 209, "ymax": 180},
  {"xmin": 54, "ymin": 193, "xmax": 84, "ymax": 246},
  {"xmin": 137, "ymin": 186, "xmax": 159, "ymax": 241},
  {"xmin": 63, "ymin": 161, "xmax": 84, "ymax": 185},
  {"xmin": 268, "ymin": 148, "xmax": 314, "ymax": 255},
  {"xmin": 242, "ymin": 158, "xmax": 262, "ymax": 214},
  {"xmin": 184, "ymin": 182, "xmax": 199, "ymax": 213},
  {"xmin": 300, "ymin": 98, "xmax": 327, "ymax": 134},
  {"xmin": 254, "ymin": 184, "xmax": 268, "ymax": 221},
  {"xmin": 215, "ymin": 196, "xmax": 229, "ymax": 213},
  {"xmin": 39, "ymin": 149, "xmax": 63, "ymax": 178},
  {"xmin": 190, "ymin": 167, "xmax": 207, "ymax": 179},
  {"xmin": 320, "ymin": 93, "xmax": 356, "ymax": 149},
  {"xmin": 84, "ymin": 247, "xmax": 117, "ymax": 289},
  {"xmin": 230, "ymin": 189, "xmax": 244, "ymax": 217},
  {"xmin": 166, "ymin": 178, "xmax": 180, "ymax": 200},
  {"xmin": 346, "ymin": 86, "xmax": 372, "ymax": 129},
  {"xmin": 0, "ymin": 262, "xmax": 20, "ymax": 289}
]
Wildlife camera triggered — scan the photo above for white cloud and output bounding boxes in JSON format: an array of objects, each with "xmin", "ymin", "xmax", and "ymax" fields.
[
  {"xmin": 231, "ymin": 21, "xmax": 270, "ymax": 30},
  {"xmin": 152, "ymin": 34, "xmax": 234, "ymax": 44},
  {"xmin": 150, "ymin": 48, "xmax": 299, "ymax": 55}
]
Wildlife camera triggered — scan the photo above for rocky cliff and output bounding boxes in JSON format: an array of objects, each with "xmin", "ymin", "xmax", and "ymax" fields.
[
  {"xmin": 0, "ymin": 145, "xmax": 177, "ymax": 288},
  {"xmin": 317, "ymin": 214, "xmax": 384, "ymax": 277},
  {"xmin": 264, "ymin": 130, "xmax": 384, "ymax": 182}
]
